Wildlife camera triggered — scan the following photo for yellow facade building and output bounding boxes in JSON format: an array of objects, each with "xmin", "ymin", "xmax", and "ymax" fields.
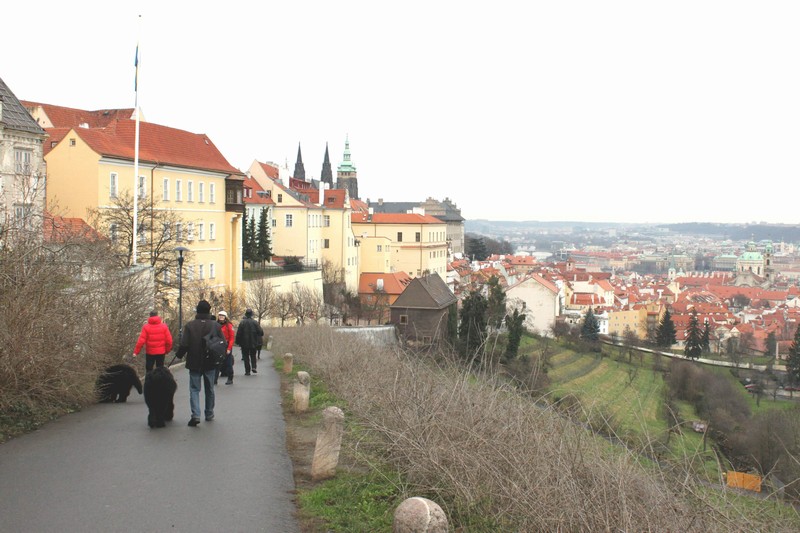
[
  {"xmin": 351, "ymin": 212, "xmax": 448, "ymax": 278},
  {"xmin": 42, "ymin": 117, "xmax": 245, "ymax": 292}
]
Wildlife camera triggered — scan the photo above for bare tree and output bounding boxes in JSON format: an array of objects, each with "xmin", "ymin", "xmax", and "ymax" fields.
[
  {"xmin": 87, "ymin": 191, "xmax": 187, "ymax": 299},
  {"xmin": 272, "ymin": 291, "xmax": 295, "ymax": 327},
  {"xmin": 246, "ymin": 277, "xmax": 274, "ymax": 323},
  {"xmin": 292, "ymin": 284, "xmax": 322, "ymax": 325}
]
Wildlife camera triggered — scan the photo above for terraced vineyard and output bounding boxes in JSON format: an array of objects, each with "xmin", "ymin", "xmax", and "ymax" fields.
[{"xmin": 535, "ymin": 339, "xmax": 718, "ymax": 475}]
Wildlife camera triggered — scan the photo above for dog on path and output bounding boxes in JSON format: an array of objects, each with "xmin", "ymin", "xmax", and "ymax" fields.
[
  {"xmin": 96, "ymin": 364, "xmax": 143, "ymax": 403},
  {"xmin": 144, "ymin": 366, "xmax": 177, "ymax": 428}
]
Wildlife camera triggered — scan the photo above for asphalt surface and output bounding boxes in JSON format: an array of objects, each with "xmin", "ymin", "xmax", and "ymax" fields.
[{"xmin": 0, "ymin": 350, "xmax": 299, "ymax": 533}]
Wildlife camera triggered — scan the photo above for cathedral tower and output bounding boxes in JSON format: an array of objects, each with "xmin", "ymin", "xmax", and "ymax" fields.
[
  {"xmin": 336, "ymin": 135, "xmax": 358, "ymax": 200},
  {"xmin": 320, "ymin": 143, "xmax": 333, "ymax": 188},
  {"xmin": 293, "ymin": 143, "xmax": 306, "ymax": 181}
]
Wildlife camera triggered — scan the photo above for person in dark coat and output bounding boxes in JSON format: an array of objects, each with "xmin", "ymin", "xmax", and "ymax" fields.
[
  {"xmin": 235, "ymin": 308, "xmax": 264, "ymax": 376},
  {"xmin": 175, "ymin": 300, "xmax": 223, "ymax": 427}
]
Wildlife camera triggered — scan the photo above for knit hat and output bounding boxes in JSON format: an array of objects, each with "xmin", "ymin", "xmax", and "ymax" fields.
[
  {"xmin": 149, "ymin": 310, "xmax": 158, "ymax": 317},
  {"xmin": 217, "ymin": 310, "xmax": 228, "ymax": 318},
  {"xmin": 245, "ymin": 308, "xmax": 254, "ymax": 317},
  {"xmin": 196, "ymin": 300, "xmax": 211, "ymax": 314}
]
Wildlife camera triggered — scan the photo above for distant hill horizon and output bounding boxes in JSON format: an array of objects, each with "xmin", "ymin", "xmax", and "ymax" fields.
[{"xmin": 466, "ymin": 220, "xmax": 800, "ymax": 243}]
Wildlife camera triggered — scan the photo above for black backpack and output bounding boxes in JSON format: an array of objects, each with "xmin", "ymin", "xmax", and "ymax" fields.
[{"xmin": 203, "ymin": 328, "xmax": 227, "ymax": 367}]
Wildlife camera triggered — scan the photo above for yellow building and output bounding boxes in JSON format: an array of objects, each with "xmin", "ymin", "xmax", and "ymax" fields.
[
  {"xmin": 607, "ymin": 303, "xmax": 664, "ymax": 340},
  {"xmin": 351, "ymin": 212, "xmax": 448, "ymax": 278},
  {"xmin": 246, "ymin": 160, "xmax": 359, "ymax": 293},
  {"xmin": 43, "ymin": 118, "xmax": 245, "ymax": 291}
]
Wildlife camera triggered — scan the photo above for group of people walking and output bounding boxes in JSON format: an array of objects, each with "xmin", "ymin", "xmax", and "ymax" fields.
[{"xmin": 133, "ymin": 300, "xmax": 264, "ymax": 427}]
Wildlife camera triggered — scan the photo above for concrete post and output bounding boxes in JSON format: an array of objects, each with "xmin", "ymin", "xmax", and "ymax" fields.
[
  {"xmin": 293, "ymin": 371, "xmax": 310, "ymax": 413},
  {"xmin": 310, "ymin": 406, "xmax": 344, "ymax": 481},
  {"xmin": 283, "ymin": 352, "xmax": 293, "ymax": 374},
  {"xmin": 266, "ymin": 335, "xmax": 273, "ymax": 350},
  {"xmin": 393, "ymin": 497, "xmax": 448, "ymax": 533}
]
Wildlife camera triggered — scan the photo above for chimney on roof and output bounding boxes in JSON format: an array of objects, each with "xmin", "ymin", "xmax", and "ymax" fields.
[{"xmin": 377, "ymin": 198, "xmax": 383, "ymax": 206}]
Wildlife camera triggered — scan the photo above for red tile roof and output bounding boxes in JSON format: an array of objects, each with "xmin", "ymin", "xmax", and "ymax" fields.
[
  {"xmin": 358, "ymin": 272, "xmax": 413, "ymax": 295},
  {"xmin": 258, "ymin": 161, "xmax": 280, "ymax": 180},
  {"xmin": 242, "ymin": 177, "xmax": 274, "ymax": 205},
  {"xmin": 50, "ymin": 120, "xmax": 242, "ymax": 176},
  {"xmin": 21, "ymin": 101, "xmax": 135, "ymax": 128},
  {"xmin": 351, "ymin": 212, "xmax": 444, "ymax": 224},
  {"xmin": 43, "ymin": 213, "xmax": 103, "ymax": 243}
]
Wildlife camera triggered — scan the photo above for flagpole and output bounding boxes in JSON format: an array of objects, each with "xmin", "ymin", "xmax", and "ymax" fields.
[{"xmin": 133, "ymin": 14, "xmax": 141, "ymax": 266}]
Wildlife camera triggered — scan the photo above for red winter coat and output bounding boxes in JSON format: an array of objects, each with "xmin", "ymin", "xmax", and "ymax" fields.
[
  {"xmin": 219, "ymin": 321, "xmax": 235, "ymax": 353},
  {"xmin": 134, "ymin": 316, "xmax": 174, "ymax": 356}
]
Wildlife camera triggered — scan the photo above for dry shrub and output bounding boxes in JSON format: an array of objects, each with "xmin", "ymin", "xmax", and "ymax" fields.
[
  {"xmin": 0, "ymin": 234, "xmax": 152, "ymax": 414},
  {"xmin": 275, "ymin": 325, "xmax": 798, "ymax": 532}
]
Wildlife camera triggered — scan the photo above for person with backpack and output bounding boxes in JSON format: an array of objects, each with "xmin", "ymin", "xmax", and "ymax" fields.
[
  {"xmin": 216, "ymin": 310, "xmax": 235, "ymax": 385},
  {"xmin": 132, "ymin": 310, "xmax": 173, "ymax": 372},
  {"xmin": 235, "ymin": 309, "xmax": 264, "ymax": 376},
  {"xmin": 175, "ymin": 299, "xmax": 224, "ymax": 427}
]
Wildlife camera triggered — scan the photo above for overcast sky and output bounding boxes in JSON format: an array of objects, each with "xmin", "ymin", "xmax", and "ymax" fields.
[{"xmin": 3, "ymin": 1, "xmax": 799, "ymax": 224}]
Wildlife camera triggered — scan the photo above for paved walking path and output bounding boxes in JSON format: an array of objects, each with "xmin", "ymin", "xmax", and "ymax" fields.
[{"xmin": 0, "ymin": 350, "xmax": 299, "ymax": 533}]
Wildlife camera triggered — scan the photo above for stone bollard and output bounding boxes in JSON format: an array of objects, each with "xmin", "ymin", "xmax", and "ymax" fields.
[
  {"xmin": 266, "ymin": 335, "xmax": 273, "ymax": 350},
  {"xmin": 393, "ymin": 497, "xmax": 448, "ymax": 533},
  {"xmin": 293, "ymin": 371, "xmax": 310, "ymax": 413},
  {"xmin": 283, "ymin": 352, "xmax": 293, "ymax": 374},
  {"xmin": 310, "ymin": 406, "xmax": 344, "ymax": 481}
]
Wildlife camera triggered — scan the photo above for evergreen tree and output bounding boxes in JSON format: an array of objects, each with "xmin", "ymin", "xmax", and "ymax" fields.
[
  {"xmin": 765, "ymin": 331, "xmax": 778, "ymax": 358},
  {"xmin": 458, "ymin": 289, "xmax": 488, "ymax": 363},
  {"xmin": 684, "ymin": 310, "xmax": 703, "ymax": 359},
  {"xmin": 580, "ymin": 307, "xmax": 600, "ymax": 343},
  {"xmin": 242, "ymin": 214, "xmax": 253, "ymax": 263},
  {"xmin": 786, "ymin": 326, "xmax": 800, "ymax": 386},
  {"xmin": 256, "ymin": 208, "xmax": 272, "ymax": 263},
  {"xmin": 701, "ymin": 319, "xmax": 711, "ymax": 353},
  {"xmin": 465, "ymin": 235, "xmax": 489, "ymax": 261},
  {"xmin": 246, "ymin": 213, "xmax": 257, "ymax": 263},
  {"xmin": 504, "ymin": 308, "xmax": 526, "ymax": 362},
  {"xmin": 655, "ymin": 309, "xmax": 677, "ymax": 348},
  {"xmin": 486, "ymin": 276, "xmax": 506, "ymax": 330}
]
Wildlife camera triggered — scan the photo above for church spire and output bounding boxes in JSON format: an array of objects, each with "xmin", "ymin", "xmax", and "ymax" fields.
[
  {"xmin": 336, "ymin": 134, "xmax": 358, "ymax": 200},
  {"xmin": 293, "ymin": 143, "xmax": 306, "ymax": 181},
  {"xmin": 320, "ymin": 143, "xmax": 333, "ymax": 187}
]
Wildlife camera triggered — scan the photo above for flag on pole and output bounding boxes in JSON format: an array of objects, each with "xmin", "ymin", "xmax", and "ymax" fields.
[{"xmin": 134, "ymin": 45, "xmax": 139, "ymax": 91}]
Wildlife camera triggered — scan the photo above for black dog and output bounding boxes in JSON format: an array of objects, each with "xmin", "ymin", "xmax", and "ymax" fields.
[
  {"xmin": 97, "ymin": 364, "xmax": 143, "ymax": 403},
  {"xmin": 144, "ymin": 366, "xmax": 177, "ymax": 428}
]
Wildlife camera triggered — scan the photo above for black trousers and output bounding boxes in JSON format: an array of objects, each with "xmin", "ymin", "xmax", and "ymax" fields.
[
  {"xmin": 146, "ymin": 354, "xmax": 165, "ymax": 372},
  {"xmin": 242, "ymin": 347, "xmax": 257, "ymax": 373}
]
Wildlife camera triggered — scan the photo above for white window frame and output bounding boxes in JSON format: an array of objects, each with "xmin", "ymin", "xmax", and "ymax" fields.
[
  {"xmin": 176, "ymin": 179, "xmax": 182, "ymax": 202},
  {"xmin": 209, "ymin": 222, "xmax": 216, "ymax": 240},
  {"xmin": 162, "ymin": 177, "xmax": 170, "ymax": 201},
  {"xmin": 176, "ymin": 222, "xmax": 183, "ymax": 242},
  {"xmin": 187, "ymin": 223, "xmax": 194, "ymax": 242},
  {"xmin": 198, "ymin": 223, "xmax": 205, "ymax": 240},
  {"xmin": 209, "ymin": 183, "xmax": 216, "ymax": 203},
  {"xmin": 187, "ymin": 180, "xmax": 194, "ymax": 202},
  {"xmin": 198, "ymin": 182, "xmax": 205, "ymax": 203},
  {"xmin": 138, "ymin": 175, "xmax": 146, "ymax": 199},
  {"xmin": 285, "ymin": 214, "xmax": 293, "ymax": 228},
  {"xmin": 15, "ymin": 149, "xmax": 32, "ymax": 175},
  {"xmin": 109, "ymin": 172, "xmax": 118, "ymax": 198},
  {"xmin": 324, "ymin": 215, "xmax": 330, "ymax": 227},
  {"xmin": 199, "ymin": 264, "xmax": 204, "ymax": 280},
  {"xmin": 209, "ymin": 263, "xmax": 216, "ymax": 279}
]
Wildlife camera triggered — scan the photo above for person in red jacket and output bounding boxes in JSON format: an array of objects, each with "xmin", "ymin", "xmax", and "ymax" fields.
[
  {"xmin": 216, "ymin": 310, "xmax": 235, "ymax": 385},
  {"xmin": 133, "ymin": 311, "xmax": 174, "ymax": 372}
]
